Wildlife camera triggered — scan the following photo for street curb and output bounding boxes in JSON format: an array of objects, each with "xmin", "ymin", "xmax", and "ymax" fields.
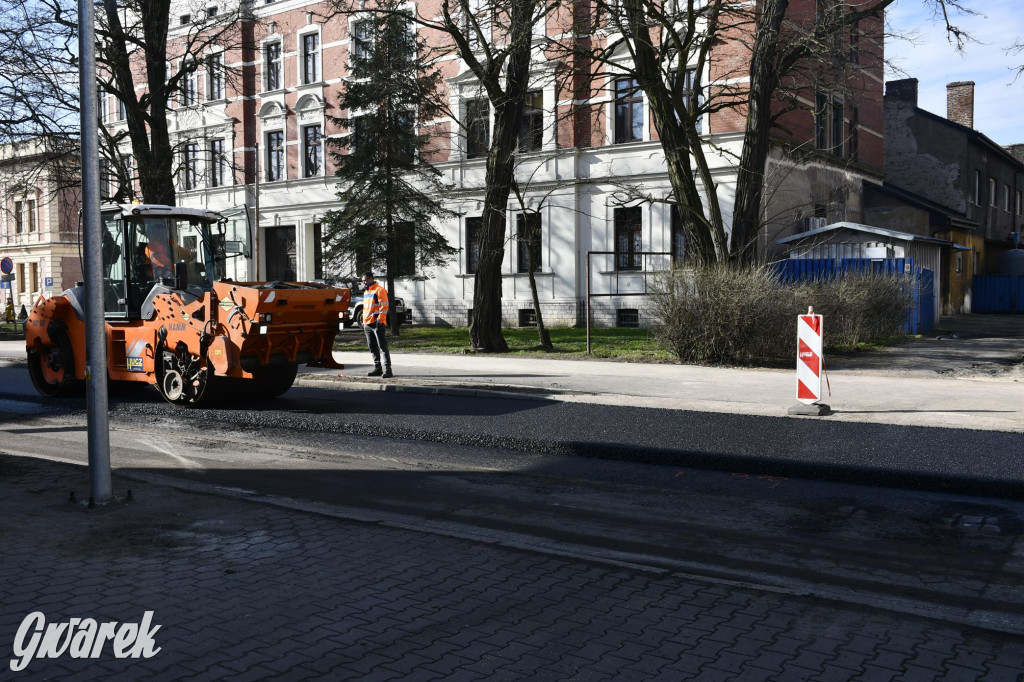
[{"xmin": 297, "ymin": 375, "xmax": 560, "ymax": 403}]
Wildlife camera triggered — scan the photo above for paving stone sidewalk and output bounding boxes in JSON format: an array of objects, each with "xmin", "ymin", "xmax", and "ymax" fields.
[{"xmin": 1, "ymin": 454, "xmax": 1022, "ymax": 681}]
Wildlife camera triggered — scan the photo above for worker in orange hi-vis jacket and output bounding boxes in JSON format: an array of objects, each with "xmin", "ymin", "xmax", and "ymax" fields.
[{"xmin": 360, "ymin": 271, "xmax": 392, "ymax": 378}]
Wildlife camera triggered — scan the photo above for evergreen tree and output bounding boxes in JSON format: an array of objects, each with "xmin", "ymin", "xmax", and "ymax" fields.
[{"xmin": 322, "ymin": 3, "xmax": 457, "ymax": 335}]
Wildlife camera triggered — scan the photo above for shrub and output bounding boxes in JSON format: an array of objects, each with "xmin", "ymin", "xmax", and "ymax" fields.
[{"xmin": 652, "ymin": 263, "xmax": 914, "ymax": 366}]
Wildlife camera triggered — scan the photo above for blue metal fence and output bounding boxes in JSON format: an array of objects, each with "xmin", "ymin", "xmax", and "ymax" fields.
[
  {"xmin": 771, "ymin": 258, "xmax": 838, "ymax": 283},
  {"xmin": 770, "ymin": 258, "xmax": 934, "ymax": 334},
  {"xmin": 972, "ymin": 275, "xmax": 1024, "ymax": 313}
]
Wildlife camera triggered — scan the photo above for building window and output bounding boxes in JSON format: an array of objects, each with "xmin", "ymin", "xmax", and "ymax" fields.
[
  {"xmin": 1016, "ymin": 190, "xmax": 1022, "ymax": 216},
  {"xmin": 30, "ymin": 262, "xmax": 38, "ymax": 294},
  {"xmin": 266, "ymin": 131, "xmax": 284, "ymax": 181},
  {"xmin": 614, "ymin": 206, "xmax": 642, "ymax": 271},
  {"xmin": 265, "ymin": 41, "xmax": 282, "ymax": 91},
  {"xmin": 180, "ymin": 63, "xmax": 197, "ymax": 107},
  {"xmin": 1004, "ymin": 184, "xmax": 1011, "ymax": 212},
  {"xmin": 672, "ymin": 69, "xmax": 703, "ymax": 133},
  {"xmin": 670, "ymin": 206, "xmax": 686, "ymax": 266},
  {"xmin": 206, "ymin": 53, "xmax": 224, "ymax": 100},
  {"xmin": 303, "ymin": 125, "xmax": 323, "ymax": 177},
  {"xmin": 989, "ymin": 178, "xmax": 996, "ymax": 207},
  {"xmin": 614, "ymin": 77, "xmax": 643, "ymax": 144},
  {"xmin": 395, "ymin": 221, "xmax": 416, "ymax": 277},
  {"xmin": 466, "ymin": 0, "xmax": 491, "ymax": 50},
  {"xmin": 516, "ymin": 212, "xmax": 541, "ymax": 273},
  {"xmin": 849, "ymin": 106, "xmax": 859, "ymax": 160},
  {"xmin": 352, "ymin": 19, "xmax": 372, "ymax": 60},
  {"xmin": 13, "ymin": 200, "xmax": 23, "ymax": 234},
  {"xmin": 849, "ymin": 20, "xmax": 860, "ymax": 64},
  {"xmin": 183, "ymin": 143, "xmax": 200, "ymax": 190},
  {"xmin": 116, "ymin": 97, "xmax": 126, "ymax": 121},
  {"xmin": 974, "ymin": 171, "xmax": 981, "ymax": 206},
  {"xmin": 350, "ymin": 116, "xmax": 369, "ymax": 154},
  {"xmin": 99, "ymin": 87, "xmax": 108, "ymax": 123},
  {"xmin": 465, "ymin": 216, "xmax": 482, "ymax": 274},
  {"xmin": 815, "ymin": 92, "xmax": 844, "ymax": 156},
  {"xmin": 99, "ymin": 160, "xmax": 113, "ymax": 199},
  {"xmin": 814, "ymin": 0, "xmax": 835, "ymax": 25},
  {"xmin": 209, "ymin": 139, "xmax": 227, "ymax": 187},
  {"xmin": 466, "ymin": 98, "xmax": 489, "ymax": 159},
  {"xmin": 518, "ymin": 91, "xmax": 543, "ymax": 153},
  {"xmin": 395, "ymin": 109, "xmax": 416, "ymax": 165},
  {"xmin": 518, "ymin": 309, "xmax": 537, "ymax": 328},
  {"xmin": 302, "ymin": 33, "xmax": 320, "ymax": 84},
  {"xmin": 121, "ymin": 155, "xmax": 134, "ymax": 195},
  {"xmin": 815, "ymin": 0, "xmax": 842, "ymax": 52},
  {"xmin": 26, "ymin": 199, "xmax": 36, "ymax": 233}
]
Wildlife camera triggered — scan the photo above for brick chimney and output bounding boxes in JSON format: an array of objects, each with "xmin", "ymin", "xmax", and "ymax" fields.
[
  {"xmin": 946, "ymin": 81, "xmax": 975, "ymax": 129},
  {"xmin": 885, "ymin": 78, "xmax": 918, "ymax": 106}
]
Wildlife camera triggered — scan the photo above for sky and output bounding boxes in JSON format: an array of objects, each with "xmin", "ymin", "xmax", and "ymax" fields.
[{"xmin": 885, "ymin": 0, "xmax": 1024, "ymax": 146}]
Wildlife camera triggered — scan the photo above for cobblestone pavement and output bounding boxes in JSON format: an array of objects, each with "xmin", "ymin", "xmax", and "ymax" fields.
[{"xmin": 1, "ymin": 455, "xmax": 1022, "ymax": 681}]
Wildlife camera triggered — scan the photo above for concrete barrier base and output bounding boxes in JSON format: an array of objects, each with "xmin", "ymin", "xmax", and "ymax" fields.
[{"xmin": 788, "ymin": 402, "xmax": 831, "ymax": 416}]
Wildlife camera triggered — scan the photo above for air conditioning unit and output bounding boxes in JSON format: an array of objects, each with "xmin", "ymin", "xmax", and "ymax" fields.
[{"xmin": 805, "ymin": 217, "xmax": 827, "ymax": 231}]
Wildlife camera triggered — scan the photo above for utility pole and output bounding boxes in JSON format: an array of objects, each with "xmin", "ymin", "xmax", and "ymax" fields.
[{"xmin": 78, "ymin": 0, "xmax": 112, "ymax": 504}]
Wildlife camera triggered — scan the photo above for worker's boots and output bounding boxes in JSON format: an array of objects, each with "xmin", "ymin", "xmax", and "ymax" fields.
[
  {"xmin": 382, "ymin": 367, "xmax": 393, "ymax": 379},
  {"xmin": 368, "ymin": 365, "xmax": 383, "ymax": 377}
]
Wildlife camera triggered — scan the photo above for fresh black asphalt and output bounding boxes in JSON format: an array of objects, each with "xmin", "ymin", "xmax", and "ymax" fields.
[{"xmin": 3, "ymin": 380, "xmax": 1022, "ymax": 500}]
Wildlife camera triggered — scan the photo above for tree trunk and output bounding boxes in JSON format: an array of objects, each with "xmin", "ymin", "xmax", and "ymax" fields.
[
  {"xmin": 468, "ymin": 0, "xmax": 533, "ymax": 353},
  {"xmin": 729, "ymin": 0, "xmax": 789, "ymax": 264},
  {"xmin": 469, "ymin": 156, "xmax": 512, "ymax": 352},
  {"xmin": 103, "ymin": 0, "xmax": 177, "ymax": 206},
  {"xmin": 622, "ymin": 0, "xmax": 727, "ymax": 263}
]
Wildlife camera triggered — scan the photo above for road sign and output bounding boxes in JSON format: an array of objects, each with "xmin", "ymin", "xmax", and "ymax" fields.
[
  {"xmin": 44, "ymin": 277, "xmax": 53, "ymax": 288},
  {"xmin": 796, "ymin": 307, "xmax": 823, "ymax": 404},
  {"xmin": 0, "ymin": 257, "xmax": 12, "ymax": 275},
  {"xmin": 0, "ymin": 273, "xmax": 14, "ymax": 283}
]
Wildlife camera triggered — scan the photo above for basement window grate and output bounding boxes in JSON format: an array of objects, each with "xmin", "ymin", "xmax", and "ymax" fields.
[{"xmin": 617, "ymin": 308, "xmax": 640, "ymax": 328}]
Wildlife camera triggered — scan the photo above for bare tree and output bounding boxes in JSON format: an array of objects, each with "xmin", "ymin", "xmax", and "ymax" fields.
[
  {"xmin": 0, "ymin": 1, "xmax": 253, "ymax": 206},
  {"xmin": 0, "ymin": 0, "xmax": 83, "ymax": 198},
  {"xmin": 554, "ymin": 0, "xmax": 979, "ymax": 265},
  {"xmin": 94, "ymin": 0, "xmax": 253, "ymax": 205},
  {"xmin": 329, "ymin": 0, "xmax": 554, "ymax": 351}
]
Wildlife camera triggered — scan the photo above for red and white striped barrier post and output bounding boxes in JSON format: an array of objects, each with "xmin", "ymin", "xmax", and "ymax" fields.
[{"xmin": 789, "ymin": 306, "xmax": 831, "ymax": 416}]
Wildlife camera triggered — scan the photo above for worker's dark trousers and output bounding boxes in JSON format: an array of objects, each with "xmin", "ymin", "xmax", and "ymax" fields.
[{"xmin": 364, "ymin": 322, "xmax": 391, "ymax": 369}]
